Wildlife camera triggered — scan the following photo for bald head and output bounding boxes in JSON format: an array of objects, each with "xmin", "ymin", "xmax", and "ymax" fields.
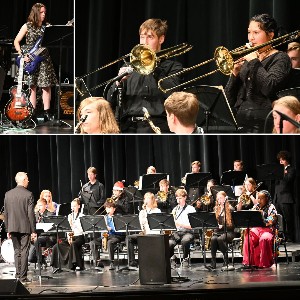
[{"xmin": 15, "ymin": 172, "xmax": 29, "ymax": 188}]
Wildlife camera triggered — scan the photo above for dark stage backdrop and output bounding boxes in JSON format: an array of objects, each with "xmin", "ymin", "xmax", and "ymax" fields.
[
  {"xmin": 0, "ymin": 135, "xmax": 299, "ymax": 240},
  {"xmin": 0, "ymin": 0, "xmax": 74, "ymax": 110},
  {"xmin": 75, "ymin": 0, "xmax": 300, "ymax": 99}
]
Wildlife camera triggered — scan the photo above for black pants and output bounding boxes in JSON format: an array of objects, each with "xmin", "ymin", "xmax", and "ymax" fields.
[
  {"xmin": 276, "ymin": 203, "xmax": 295, "ymax": 241},
  {"xmin": 10, "ymin": 232, "xmax": 31, "ymax": 280},
  {"xmin": 169, "ymin": 231, "xmax": 194, "ymax": 259},
  {"xmin": 210, "ymin": 231, "xmax": 235, "ymax": 258}
]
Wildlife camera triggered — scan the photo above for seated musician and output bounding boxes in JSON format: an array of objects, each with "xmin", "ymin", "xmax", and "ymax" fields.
[
  {"xmin": 127, "ymin": 192, "xmax": 161, "ymax": 268},
  {"xmin": 169, "ymin": 188, "xmax": 196, "ymax": 267},
  {"xmin": 29, "ymin": 198, "xmax": 55, "ymax": 265},
  {"xmin": 51, "ymin": 198, "xmax": 85, "ymax": 272},
  {"xmin": 195, "ymin": 179, "xmax": 217, "ymax": 212},
  {"xmin": 111, "ymin": 181, "xmax": 133, "ymax": 215},
  {"xmin": 236, "ymin": 178, "xmax": 259, "ymax": 210},
  {"xmin": 38, "ymin": 190, "xmax": 58, "ymax": 215},
  {"xmin": 155, "ymin": 179, "xmax": 177, "ymax": 213},
  {"xmin": 207, "ymin": 191, "xmax": 235, "ymax": 270},
  {"xmin": 242, "ymin": 190, "xmax": 278, "ymax": 268}
]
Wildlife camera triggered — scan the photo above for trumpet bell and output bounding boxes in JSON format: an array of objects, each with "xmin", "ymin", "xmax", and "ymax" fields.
[{"xmin": 130, "ymin": 44, "xmax": 157, "ymax": 75}]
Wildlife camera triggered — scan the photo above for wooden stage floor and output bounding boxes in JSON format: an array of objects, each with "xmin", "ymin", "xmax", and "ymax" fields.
[{"xmin": 1, "ymin": 242, "xmax": 300, "ymax": 299}]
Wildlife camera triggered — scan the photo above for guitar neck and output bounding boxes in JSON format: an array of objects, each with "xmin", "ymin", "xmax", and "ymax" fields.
[{"xmin": 16, "ymin": 58, "xmax": 24, "ymax": 97}]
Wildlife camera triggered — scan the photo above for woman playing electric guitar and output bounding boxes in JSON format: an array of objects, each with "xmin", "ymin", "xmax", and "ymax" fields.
[{"xmin": 13, "ymin": 2, "xmax": 57, "ymax": 124}]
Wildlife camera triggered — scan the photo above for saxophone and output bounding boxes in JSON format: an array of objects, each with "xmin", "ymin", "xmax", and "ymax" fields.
[
  {"xmin": 142, "ymin": 107, "xmax": 161, "ymax": 134},
  {"xmin": 102, "ymin": 232, "xmax": 109, "ymax": 251}
]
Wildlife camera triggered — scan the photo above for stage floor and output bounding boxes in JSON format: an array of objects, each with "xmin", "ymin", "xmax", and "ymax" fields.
[
  {"xmin": 0, "ymin": 118, "xmax": 74, "ymax": 134},
  {"xmin": 1, "ymin": 243, "xmax": 300, "ymax": 299}
]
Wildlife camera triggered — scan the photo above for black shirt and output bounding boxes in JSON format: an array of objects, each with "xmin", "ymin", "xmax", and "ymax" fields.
[
  {"xmin": 79, "ymin": 180, "xmax": 105, "ymax": 210},
  {"xmin": 107, "ymin": 59, "xmax": 182, "ymax": 132}
]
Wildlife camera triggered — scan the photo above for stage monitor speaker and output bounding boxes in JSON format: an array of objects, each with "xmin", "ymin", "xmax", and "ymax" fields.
[
  {"xmin": 56, "ymin": 83, "xmax": 74, "ymax": 119},
  {"xmin": 0, "ymin": 279, "xmax": 30, "ymax": 295},
  {"xmin": 138, "ymin": 234, "xmax": 171, "ymax": 285}
]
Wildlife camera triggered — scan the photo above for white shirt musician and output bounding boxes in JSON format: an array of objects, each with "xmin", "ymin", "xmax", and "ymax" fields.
[{"xmin": 169, "ymin": 188, "xmax": 196, "ymax": 263}]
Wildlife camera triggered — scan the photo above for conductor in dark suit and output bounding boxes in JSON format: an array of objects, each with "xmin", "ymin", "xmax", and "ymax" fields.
[
  {"xmin": 4, "ymin": 172, "xmax": 36, "ymax": 283},
  {"xmin": 274, "ymin": 151, "xmax": 296, "ymax": 242}
]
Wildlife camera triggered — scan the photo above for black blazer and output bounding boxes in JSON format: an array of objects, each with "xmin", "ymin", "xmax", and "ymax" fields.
[
  {"xmin": 4, "ymin": 185, "xmax": 36, "ymax": 234},
  {"xmin": 274, "ymin": 165, "xmax": 296, "ymax": 204}
]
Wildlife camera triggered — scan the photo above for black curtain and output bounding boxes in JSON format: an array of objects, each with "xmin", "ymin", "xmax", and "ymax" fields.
[
  {"xmin": 0, "ymin": 135, "xmax": 299, "ymax": 240},
  {"xmin": 0, "ymin": 0, "xmax": 74, "ymax": 110},
  {"xmin": 75, "ymin": 0, "xmax": 300, "ymax": 99}
]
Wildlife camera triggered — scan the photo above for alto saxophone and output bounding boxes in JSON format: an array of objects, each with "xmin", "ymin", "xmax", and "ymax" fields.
[
  {"xmin": 142, "ymin": 107, "xmax": 161, "ymax": 134},
  {"xmin": 102, "ymin": 232, "xmax": 109, "ymax": 250}
]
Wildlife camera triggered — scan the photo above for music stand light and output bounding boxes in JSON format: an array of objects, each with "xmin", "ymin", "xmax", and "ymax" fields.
[
  {"xmin": 232, "ymin": 210, "xmax": 266, "ymax": 270},
  {"xmin": 113, "ymin": 214, "xmax": 141, "ymax": 272},
  {"xmin": 188, "ymin": 212, "xmax": 218, "ymax": 268},
  {"xmin": 41, "ymin": 25, "xmax": 73, "ymax": 128},
  {"xmin": 147, "ymin": 213, "xmax": 176, "ymax": 234},
  {"xmin": 184, "ymin": 85, "xmax": 238, "ymax": 133},
  {"xmin": 43, "ymin": 216, "xmax": 71, "ymax": 273}
]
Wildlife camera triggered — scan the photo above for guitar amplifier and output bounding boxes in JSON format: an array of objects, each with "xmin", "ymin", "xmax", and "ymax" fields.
[{"xmin": 56, "ymin": 83, "xmax": 74, "ymax": 119}]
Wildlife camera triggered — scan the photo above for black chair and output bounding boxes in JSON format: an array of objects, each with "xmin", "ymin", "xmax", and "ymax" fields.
[{"xmin": 274, "ymin": 214, "xmax": 289, "ymax": 267}]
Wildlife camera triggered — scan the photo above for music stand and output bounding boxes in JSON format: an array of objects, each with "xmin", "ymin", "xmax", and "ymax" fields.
[
  {"xmin": 41, "ymin": 25, "xmax": 73, "ymax": 128},
  {"xmin": 147, "ymin": 213, "xmax": 176, "ymax": 234},
  {"xmin": 140, "ymin": 173, "xmax": 168, "ymax": 190},
  {"xmin": 34, "ymin": 228, "xmax": 54, "ymax": 282},
  {"xmin": 211, "ymin": 185, "xmax": 235, "ymax": 202},
  {"xmin": 232, "ymin": 210, "xmax": 266, "ymax": 270},
  {"xmin": 124, "ymin": 187, "xmax": 144, "ymax": 214},
  {"xmin": 43, "ymin": 216, "xmax": 71, "ymax": 273},
  {"xmin": 113, "ymin": 214, "xmax": 141, "ymax": 272},
  {"xmin": 80, "ymin": 215, "xmax": 107, "ymax": 269},
  {"xmin": 79, "ymin": 190, "xmax": 100, "ymax": 215},
  {"xmin": 221, "ymin": 170, "xmax": 246, "ymax": 195},
  {"xmin": 184, "ymin": 85, "xmax": 238, "ymax": 133},
  {"xmin": 57, "ymin": 203, "xmax": 71, "ymax": 217},
  {"xmin": 256, "ymin": 163, "xmax": 284, "ymax": 196},
  {"xmin": 188, "ymin": 212, "xmax": 218, "ymax": 268}
]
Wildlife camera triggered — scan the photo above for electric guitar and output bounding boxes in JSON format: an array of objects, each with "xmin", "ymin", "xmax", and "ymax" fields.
[
  {"xmin": 16, "ymin": 36, "xmax": 45, "ymax": 75},
  {"xmin": 5, "ymin": 57, "xmax": 34, "ymax": 123}
]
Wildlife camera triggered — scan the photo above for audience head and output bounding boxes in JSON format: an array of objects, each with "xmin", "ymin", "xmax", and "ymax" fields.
[
  {"xmin": 77, "ymin": 97, "xmax": 120, "ymax": 134},
  {"xmin": 164, "ymin": 91, "xmax": 200, "ymax": 133},
  {"xmin": 272, "ymin": 96, "xmax": 300, "ymax": 133},
  {"xmin": 287, "ymin": 42, "xmax": 300, "ymax": 69}
]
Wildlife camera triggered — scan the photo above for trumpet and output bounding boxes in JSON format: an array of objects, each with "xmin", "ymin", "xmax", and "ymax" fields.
[
  {"xmin": 156, "ymin": 191, "xmax": 168, "ymax": 202},
  {"xmin": 75, "ymin": 43, "xmax": 192, "ymax": 95},
  {"xmin": 158, "ymin": 29, "xmax": 300, "ymax": 93}
]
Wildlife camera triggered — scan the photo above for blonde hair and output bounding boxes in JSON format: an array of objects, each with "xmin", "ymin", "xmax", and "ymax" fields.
[
  {"xmin": 36, "ymin": 190, "xmax": 55, "ymax": 213},
  {"xmin": 139, "ymin": 19, "xmax": 168, "ymax": 38},
  {"xmin": 287, "ymin": 42, "xmax": 300, "ymax": 52},
  {"xmin": 272, "ymin": 96, "xmax": 300, "ymax": 133},
  {"xmin": 175, "ymin": 188, "xmax": 187, "ymax": 198},
  {"xmin": 143, "ymin": 192, "xmax": 158, "ymax": 209},
  {"xmin": 214, "ymin": 191, "xmax": 233, "ymax": 228},
  {"xmin": 77, "ymin": 97, "xmax": 120, "ymax": 134}
]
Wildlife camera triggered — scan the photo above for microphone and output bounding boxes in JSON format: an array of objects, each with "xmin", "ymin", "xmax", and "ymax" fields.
[
  {"xmin": 80, "ymin": 179, "xmax": 83, "ymax": 188},
  {"xmin": 75, "ymin": 115, "xmax": 88, "ymax": 133},
  {"xmin": 111, "ymin": 67, "xmax": 133, "ymax": 84},
  {"xmin": 274, "ymin": 110, "xmax": 300, "ymax": 130}
]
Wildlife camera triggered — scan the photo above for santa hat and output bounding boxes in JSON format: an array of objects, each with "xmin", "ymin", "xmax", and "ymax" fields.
[{"xmin": 113, "ymin": 181, "xmax": 124, "ymax": 190}]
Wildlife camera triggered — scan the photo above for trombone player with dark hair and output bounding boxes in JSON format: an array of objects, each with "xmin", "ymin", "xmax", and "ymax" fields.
[
  {"xmin": 107, "ymin": 18, "xmax": 184, "ymax": 133},
  {"xmin": 224, "ymin": 13, "xmax": 291, "ymax": 133}
]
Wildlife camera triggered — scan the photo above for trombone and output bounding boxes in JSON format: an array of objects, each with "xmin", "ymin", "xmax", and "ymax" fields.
[
  {"xmin": 75, "ymin": 43, "xmax": 193, "ymax": 96},
  {"xmin": 158, "ymin": 29, "xmax": 300, "ymax": 93}
]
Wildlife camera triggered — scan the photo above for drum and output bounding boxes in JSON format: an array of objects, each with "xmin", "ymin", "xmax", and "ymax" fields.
[{"xmin": 1, "ymin": 239, "xmax": 14, "ymax": 263}]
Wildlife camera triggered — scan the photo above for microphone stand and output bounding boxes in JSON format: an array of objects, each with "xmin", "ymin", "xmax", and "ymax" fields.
[{"xmin": 221, "ymin": 199, "xmax": 234, "ymax": 271}]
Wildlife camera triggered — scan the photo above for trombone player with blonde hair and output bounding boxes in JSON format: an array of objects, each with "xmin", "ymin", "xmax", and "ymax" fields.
[{"xmin": 107, "ymin": 18, "xmax": 183, "ymax": 133}]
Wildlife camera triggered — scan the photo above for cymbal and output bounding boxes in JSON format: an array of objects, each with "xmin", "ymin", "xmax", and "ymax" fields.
[{"xmin": 0, "ymin": 214, "xmax": 4, "ymax": 220}]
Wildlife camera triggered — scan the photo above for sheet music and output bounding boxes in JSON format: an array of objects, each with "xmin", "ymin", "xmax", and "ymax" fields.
[{"xmin": 36, "ymin": 223, "xmax": 54, "ymax": 232}]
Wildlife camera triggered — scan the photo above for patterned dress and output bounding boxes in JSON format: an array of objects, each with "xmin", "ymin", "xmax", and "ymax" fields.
[{"xmin": 20, "ymin": 22, "xmax": 57, "ymax": 87}]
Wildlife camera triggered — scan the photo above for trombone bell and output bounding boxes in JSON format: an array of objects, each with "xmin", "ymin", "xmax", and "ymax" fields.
[{"xmin": 214, "ymin": 46, "xmax": 234, "ymax": 76}]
